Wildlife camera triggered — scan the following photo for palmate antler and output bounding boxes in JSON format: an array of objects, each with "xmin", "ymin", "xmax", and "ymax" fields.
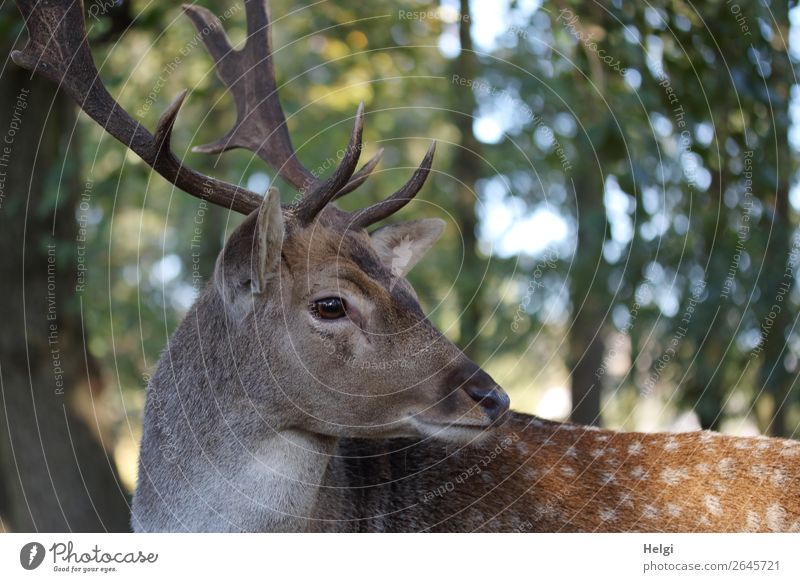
[{"xmin": 12, "ymin": 0, "xmax": 435, "ymax": 227}]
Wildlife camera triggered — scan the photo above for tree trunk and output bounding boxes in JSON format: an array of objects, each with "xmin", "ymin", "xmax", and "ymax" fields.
[
  {"xmin": 450, "ymin": 0, "xmax": 486, "ymax": 361},
  {"xmin": 568, "ymin": 168, "xmax": 607, "ymax": 426},
  {"xmin": 689, "ymin": 362, "xmax": 726, "ymax": 432},
  {"xmin": 562, "ymin": 1, "xmax": 613, "ymax": 427},
  {"xmin": 0, "ymin": 31, "xmax": 130, "ymax": 531},
  {"xmin": 755, "ymin": 179, "xmax": 793, "ymax": 437}
]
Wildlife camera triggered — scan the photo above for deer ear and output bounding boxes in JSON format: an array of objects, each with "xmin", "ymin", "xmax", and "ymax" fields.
[
  {"xmin": 370, "ymin": 218, "xmax": 445, "ymax": 279},
  {"xmin": 215, "ymin": 188, "xmax": 284, "ymax": 315},
  {"xmin": 252, "ymin": 187, "xmax": 284, "ymax": 294}
]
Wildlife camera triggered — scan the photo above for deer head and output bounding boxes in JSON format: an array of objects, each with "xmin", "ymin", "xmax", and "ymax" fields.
[
  {"xmin": 12, "ymin": 0, "xmax": 509, "ymax": 444},
  {"xmin": 213, "ymin": 185, "xmax": 510, "ymax": 441}
]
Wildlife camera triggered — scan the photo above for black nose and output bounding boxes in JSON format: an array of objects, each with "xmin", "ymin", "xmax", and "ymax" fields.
[{"xmin": 463, "ymin": 375, "xmax": 511, "ymax": 422}]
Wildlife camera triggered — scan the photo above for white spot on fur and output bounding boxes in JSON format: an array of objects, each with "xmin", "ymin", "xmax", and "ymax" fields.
[
  {"xmin": 767, "ymin": 503, "xmax": 786, "ymax": 532},
  {"xmin": 661, "ymin": 467, "xmax": 689, "ymax": 485},
  {"xmin": 664, "ymin": 437, "xmax": 679, "ymax": 452},
  {"xmin": 516, "ymin": 442, "xmax": 530, "ymax": 456},
  {"xmin": 695, "ymin": 463, "xmax": 710, "ymax": 475},
  {"xmin": 560, "ymin": 466, "xmax": 576, "ymax": 478},
  {"xmin": 699, "ymin": 431, "xmax": 716, "ymax": 443},
  {"xmin": 704, "ymin": 495, "xmax": 722, "ymax": 516},
  {"xmin": 627, "ymin": 442, "xmax": 643, "ymax": 455},
  {"xmin": 599, "ymin": 508, "xmax": 616, "ymax": 522},
  {"xmin": 565, "ymin": 446, "xmax": 578, "ymax": 458},
  {"xmin": 756, "ymin": 440, "xmax": 772, "ymax": 452},
  {"xmin": 524, "ymin": 467, "xmax": 540, "ymax": 481},
  {"xmin": 590, "ymin": 448, "xmax": 605, "ymax": 459},
  {"xmin": 642, "ymin": 505, "xmax": 658, "ymax": 519},
  {"xmin": 532, "ymin": 502, "xmax": 560, "ymax": 522},
  {"xmin": 618, "ymin": 492, "xmax": 634, "ymax": 508},
  {"xmin": 630, "ymin": 466, "xmax": 646, "ymax": 479},
  {"xmin": 780, "ymin": 442, "xmax": 800, "ymax": 457},
  {"xmin": 600, "ymin": 472, "xmax": 616, "ymax": 486},
  {"xmin": 771, "ymin": 468, "xmax": 788, "ymax": 487},
  {"xmin": 750, "ymin": 464, "xmax": 768, "ymax": 480},
  {"xmin": 733, "ymin": 440, "xmax": 750, "ymax": 450},
  {"xmin": 596, "ymin": 435, "xmax": 609, "ymax": 442},
  {"xmin": 666, "ymin": 503, "xmax": 683, "ymax": 518},
  {"xmin": 745, "ymin": 511, "xmax": 761, "ymax": 532},
  {"xmin": 718, "ymin": 458, "xmax": 736, "ymax": 478}
]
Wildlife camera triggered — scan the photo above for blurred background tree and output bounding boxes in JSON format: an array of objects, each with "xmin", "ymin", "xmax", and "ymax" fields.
[{"xmin": 0, "ymin": 0, "xmax": 797, "ymax": 531}]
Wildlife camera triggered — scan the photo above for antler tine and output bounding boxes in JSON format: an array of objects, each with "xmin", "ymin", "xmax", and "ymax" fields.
[
  {"xmin": 350, "ymin": 142, "xmax": 437, "ymax": 229},
  {"xmin": 153, "ymin": 90, "xmax": 191, "ymax": 158},
  {"xmin": 184, "ymin": 0, "xmax": 380, "ymax": 200},
  {"xmin": 333, "ymin": 148, "xmax": 384, "ymax": 200},
  {"xmin": 12, "ymin": 0, "xmax": 262, "ymax": 215},
  {"xmin": 293, "ymin": 102, "xmax": 365, "ymax": 223}
]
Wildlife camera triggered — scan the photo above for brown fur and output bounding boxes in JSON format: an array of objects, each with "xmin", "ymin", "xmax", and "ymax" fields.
[{"xmin": 319, "ymin": 415, "xmax": 800, "ymax": 532}]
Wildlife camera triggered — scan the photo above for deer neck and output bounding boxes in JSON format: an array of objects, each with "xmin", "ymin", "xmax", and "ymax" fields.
[
  {"xmin": 227, "ymin": 428, "xmax": 337, "ymax": 532},
  {"xmin": 135, "ymin": 290, "xmax": 341, "ymax": 532},
  {"xmin": 140, "ymin": 418, "xmax": 337, "ymax": 532}
]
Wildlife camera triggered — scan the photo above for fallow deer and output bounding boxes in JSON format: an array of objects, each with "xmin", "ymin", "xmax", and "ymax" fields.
[{"xmin": 13, "ymin": 0, "xmax": 800, "ymax": 532}]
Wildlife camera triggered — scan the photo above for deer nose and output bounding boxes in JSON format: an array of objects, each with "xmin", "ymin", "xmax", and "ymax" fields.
[
  {"xmin": 448, "ymin": 364, "xmax": 511, "ymax": 423},
  {"xmin": 464, "ymin": 384, "xmax": 510, "ymax": 421},
  {"xmin": 462, "ymin": 373, "xmax": 510, "ymax": 422}
]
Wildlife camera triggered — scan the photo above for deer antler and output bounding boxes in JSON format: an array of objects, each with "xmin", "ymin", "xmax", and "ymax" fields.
[
  {"xmin": 184, "ymin": 0, "xmax": 435, "ymax": 227},
  {"xmin": 12, "ymin": 0, "xmax": 435, "ymax": 227},
  {"xmin": 11, "ymin": 0, "xmax": 262, "ymax": 214},
  {"xmin": 350, "ymin": 141, "xmax": 436, "ymax": 228}
]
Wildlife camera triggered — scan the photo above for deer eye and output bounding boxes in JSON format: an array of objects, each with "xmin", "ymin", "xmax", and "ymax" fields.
[{"xmin": 312, "ymin": 297, "xmax": 347, "ymax": 320}]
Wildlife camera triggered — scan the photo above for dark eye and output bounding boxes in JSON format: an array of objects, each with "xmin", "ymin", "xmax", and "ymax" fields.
[{"xmin": 312, "ymin": 297, "xmax": 347, "ymax": 320}]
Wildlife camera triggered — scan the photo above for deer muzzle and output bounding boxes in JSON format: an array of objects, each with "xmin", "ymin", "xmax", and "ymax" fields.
[
  {"xmin": 463, "ymin": 382, "xmax": 511, "ymax": 423},
  {"xmin": 456, "ymin": 366, "xmax": 511, "ymax": 424}
]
